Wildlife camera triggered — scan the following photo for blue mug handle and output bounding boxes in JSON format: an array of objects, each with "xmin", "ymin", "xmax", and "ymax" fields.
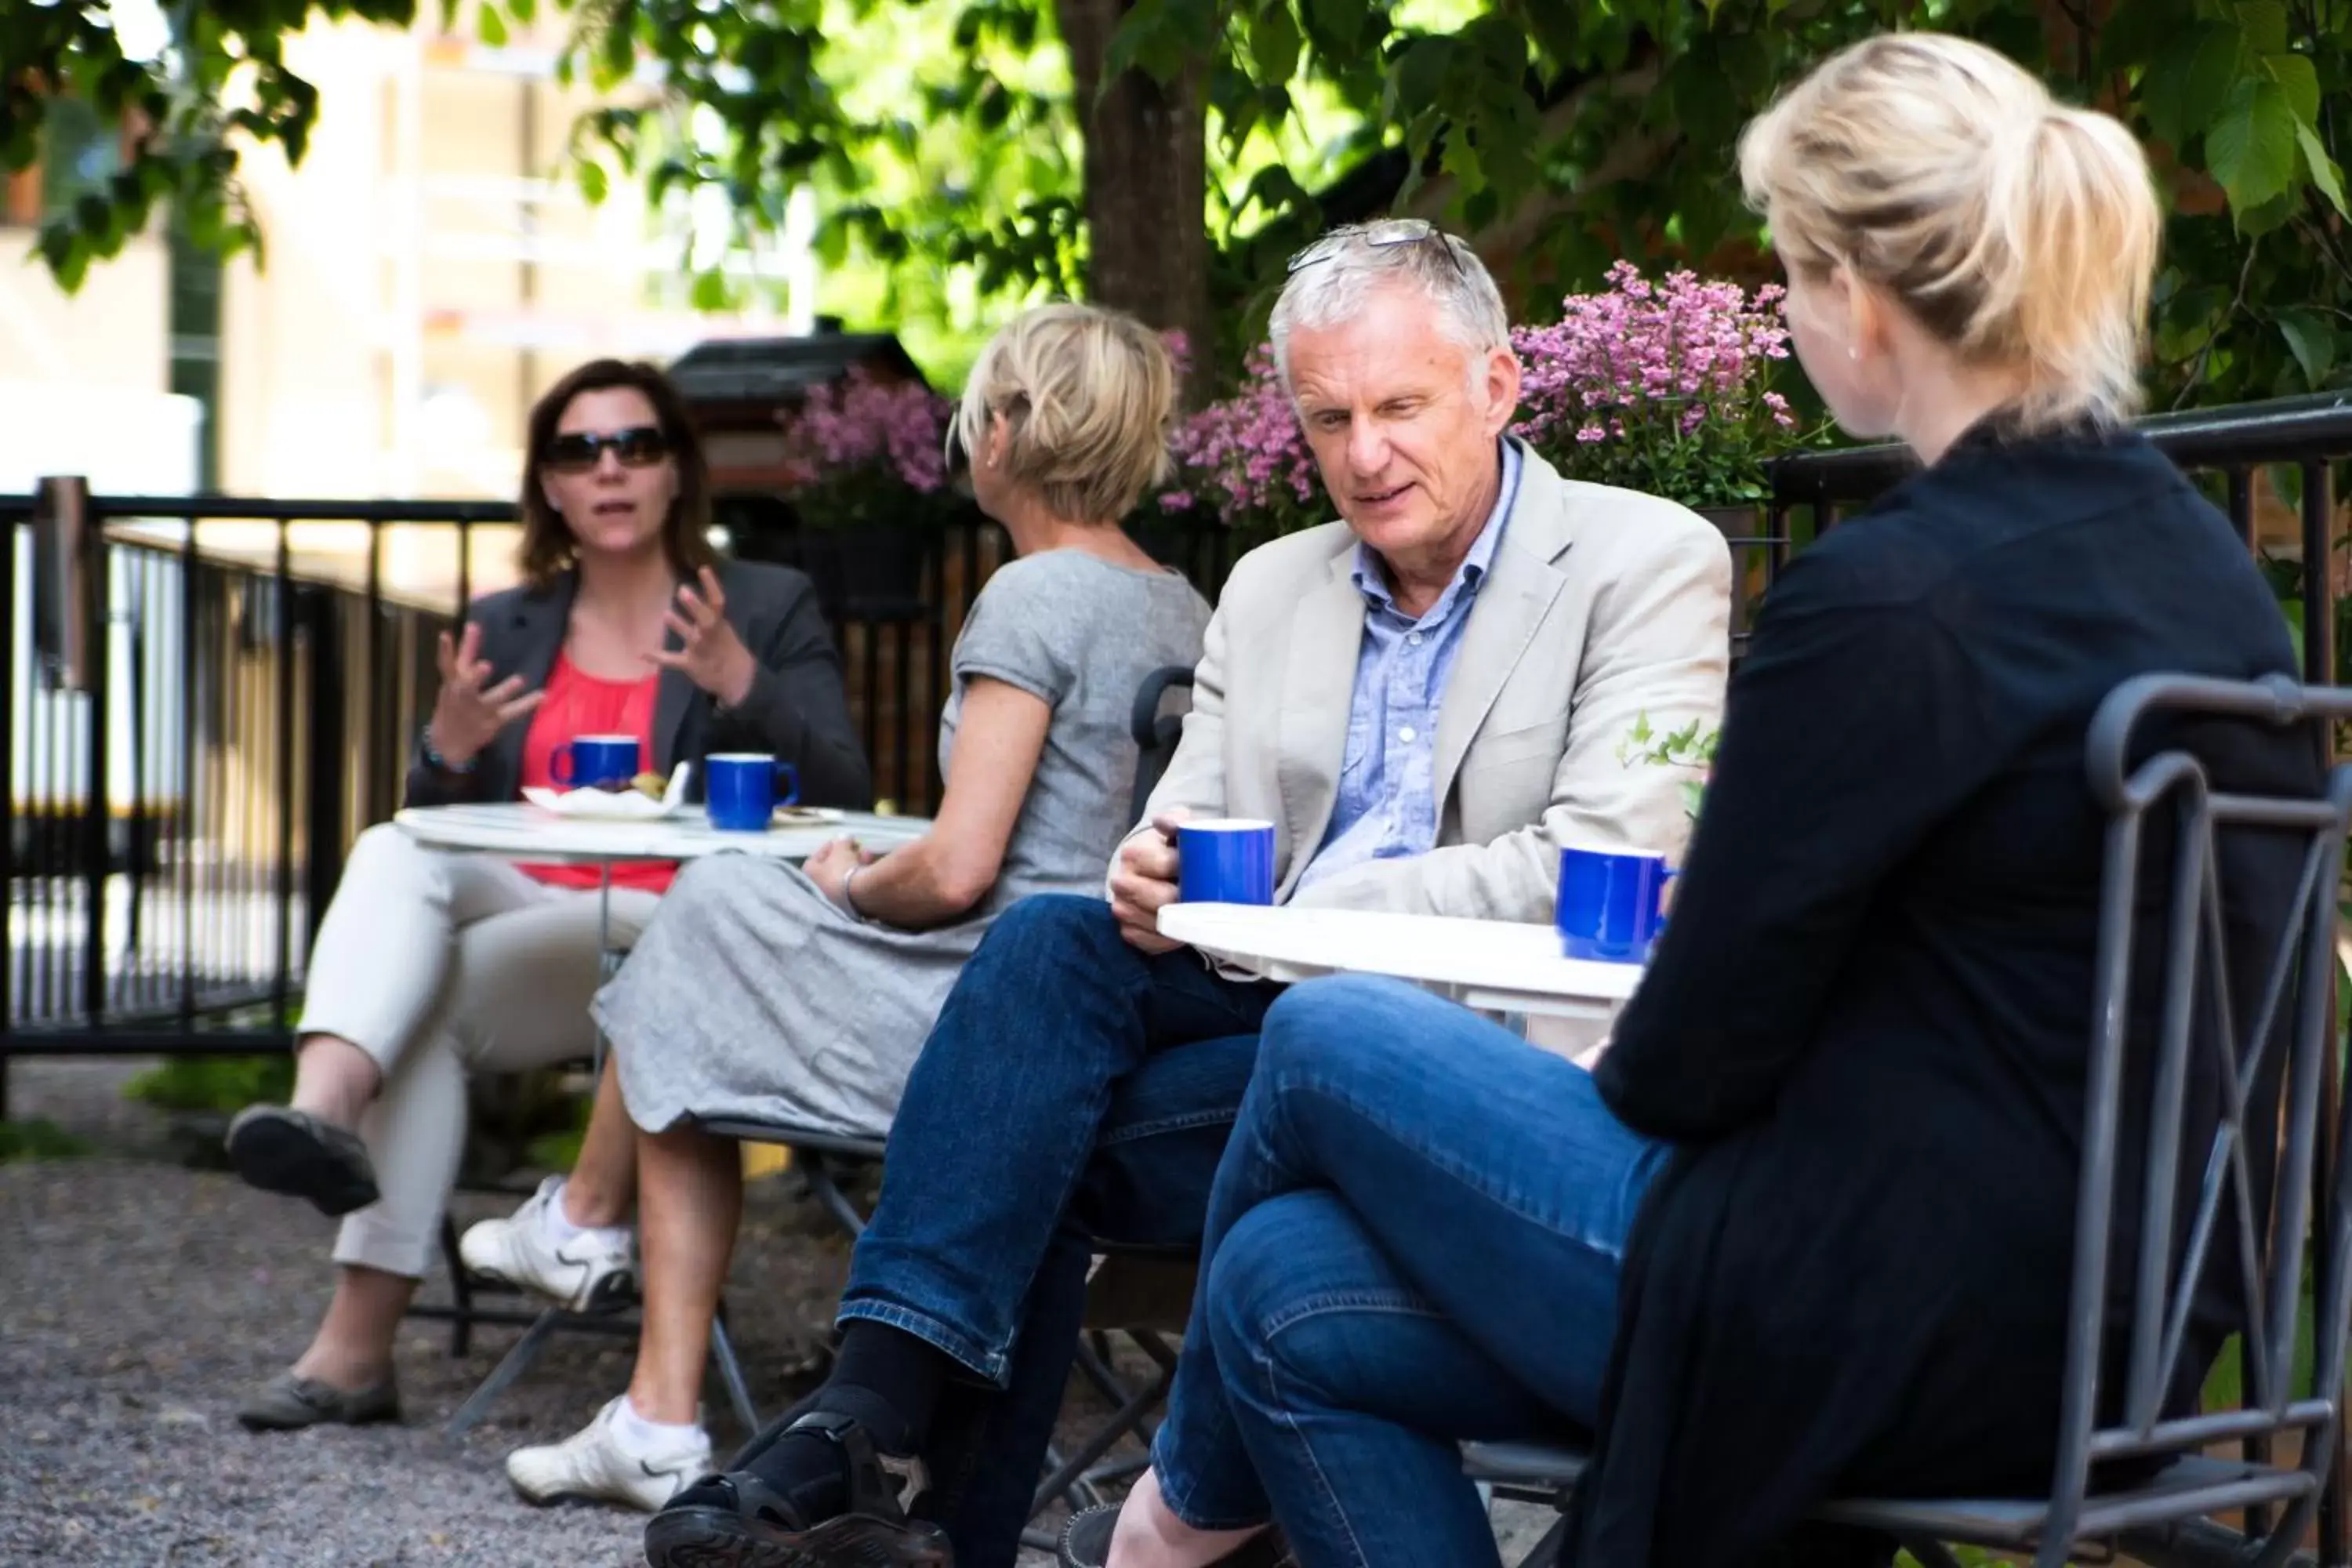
[{"xmin": 775, "ymin": 761, "xmax": 800, "ymax": 808}]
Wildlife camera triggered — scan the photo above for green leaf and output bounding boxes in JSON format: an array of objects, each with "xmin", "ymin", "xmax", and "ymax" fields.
[
  {"xmin": 2298, "ymin": 122, "xmax": 2350, "ymax": 217},
  {"xmin": 2261, "ymin": 51, "xmax": 2321, "ymax": 125},
  {"xmin": 2235, "ymin": 0, "xmax": 2288, "ymax": 55},
  {"xmin": 690, "ymin": 269, "xmax": 730, "ymax": 311},
  {"xmin": 2141, "ymin": 24, "xmax": 2241, "ymax": 148},
  {"xmin": 477, "ymin": 5, "xmax": 509, "ymax": 47},
  {"xmin": 575, "ymin": 158, "xmax": 608, "ymax": 205},
  {"xmin": 2206, "ymin": 75, "xmax": 2299, "ymax": 213},
  {"xmin": 2277, "ymin": 307, "xmax": 2339, "ymax": 389},
  {"xmin": 1248, "ymin": 5, "xmax": 1301, "ymax": 89}
]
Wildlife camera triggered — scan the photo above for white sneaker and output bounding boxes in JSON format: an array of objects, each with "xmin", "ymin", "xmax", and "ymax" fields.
[
  {"xmin": 507, "ymin": 1396, "xmax": 712, "ymax": 1512},
  {"xmin": 459, "ymin": 1177, "xmax": 636, "ymax": 1313}
]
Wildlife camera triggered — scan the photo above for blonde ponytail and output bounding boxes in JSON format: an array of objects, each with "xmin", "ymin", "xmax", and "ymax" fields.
[{"xmin": 1739, "ymin": 33, "xmax": 2161, "ymax": 430}]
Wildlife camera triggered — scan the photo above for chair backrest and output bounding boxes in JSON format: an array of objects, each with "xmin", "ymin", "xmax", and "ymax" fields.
[
  {"xmin": 2042, "ymin": 672, "xmax": 2352, "ymax": 1568},
  {"xmin": 1129, "ymin": 665, "xmax": 1197, "ymax": 822}
]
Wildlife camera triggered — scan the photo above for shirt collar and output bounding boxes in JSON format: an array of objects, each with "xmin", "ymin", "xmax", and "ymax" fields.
[{"xmin": 1351, "ymin": 438, "xmax": 1522, "ymax": 622}]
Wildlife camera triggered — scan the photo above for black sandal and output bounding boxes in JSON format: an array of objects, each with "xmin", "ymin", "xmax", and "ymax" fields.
[
  {"xmin": 642, "ymin": 1409, "xmax": 950, "ymax": 1568},
  {"xmin": 223, "ymin": 1105, "xmax": 380, "ymax": 1216}
]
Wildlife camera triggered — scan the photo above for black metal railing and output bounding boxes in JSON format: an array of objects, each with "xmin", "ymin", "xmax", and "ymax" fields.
[
  {"xmin": 0, "ymin": 487, "xmax": 1240, "ymax": 1110},
  {"xmin": 0, "ymin": 392, "xmax": 2342, "ymax": 1098}
]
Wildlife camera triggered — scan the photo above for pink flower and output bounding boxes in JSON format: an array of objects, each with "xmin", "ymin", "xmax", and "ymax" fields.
[
  {"xmin": 779, "ymin": 369, "xmax": 953, "ymax": 498},
  {"xmin": 1509, "ymin": 264, "xmax": 1809, "ymax": 504},
  {"xmin": 1164, "ymin": 344, "xmax": 1323, "ymax": 536}
]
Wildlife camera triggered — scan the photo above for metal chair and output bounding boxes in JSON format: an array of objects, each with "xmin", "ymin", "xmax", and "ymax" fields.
[{"xmin": 1465, "ymin": 671, "xmax": 2352, "ymax": 1568}]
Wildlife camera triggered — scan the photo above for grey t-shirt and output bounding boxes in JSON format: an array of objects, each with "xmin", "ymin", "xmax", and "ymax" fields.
[{"xmin": 940, "ymin": 548, "xmax": 1212, "ymax": 913}]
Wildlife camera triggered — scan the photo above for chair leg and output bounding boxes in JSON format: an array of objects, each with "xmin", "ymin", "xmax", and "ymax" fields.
[
  {"xmin": 709, "ymin": 1302, "xmax": 760, "ymax": 1438},
  {"xmin": 1512, "ymin": 1514, "xmax": 1571, "ymax": 1568},
  {"xmin": 1029, "ymin": 1361, "xmax": 1174, "ymax": 1517},
  {"xmin": 445, "ymin": 1307, "xmax": 564, "ymax": 1437},
  {"xmin": 797, "ymin": 1152, "xmax": 870, "ymax": 1237},
  {"xmin": 438, "ymin": 1215, "xmax": 474, "ymax": 1359}
]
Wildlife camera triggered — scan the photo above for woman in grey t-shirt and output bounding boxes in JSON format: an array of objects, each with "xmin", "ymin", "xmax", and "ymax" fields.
[{"xmin": 466, "ymin": 304, "xmax": 1212, "ymax": 1508}]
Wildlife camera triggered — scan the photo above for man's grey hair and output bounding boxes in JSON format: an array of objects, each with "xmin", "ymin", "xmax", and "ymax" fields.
[{"xmin": 1269, "ymin": 222, "xmax": 1513, "ymax": 394}]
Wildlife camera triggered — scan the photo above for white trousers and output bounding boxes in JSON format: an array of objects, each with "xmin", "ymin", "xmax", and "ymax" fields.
[{"xmin": 296, "ymin": 824, "xmax": 659, "ymax": 1277}]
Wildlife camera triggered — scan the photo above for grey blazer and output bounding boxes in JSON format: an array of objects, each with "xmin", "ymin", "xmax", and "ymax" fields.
[{"xmin": 403, "ymin": 558, "xmax": 872, "ymax": 810}]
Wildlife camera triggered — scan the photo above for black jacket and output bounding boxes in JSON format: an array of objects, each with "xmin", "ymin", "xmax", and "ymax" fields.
[
  {"xmin": 403, "ymin": 558, "xmax": 871, "ymax": 811},
  {"xmin": 1570, "ymin": 423, "xmax": 2319, "ymax": 1566}
]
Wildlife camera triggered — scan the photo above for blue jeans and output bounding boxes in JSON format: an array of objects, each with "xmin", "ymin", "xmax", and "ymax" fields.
[
  {"xmin": 836, "ymin": 893, "xmax": 1280, "ymax": 1566},
  {"xmin": 1152, "ymin": 975, "xmax": 1674, "ymax": 1568}
]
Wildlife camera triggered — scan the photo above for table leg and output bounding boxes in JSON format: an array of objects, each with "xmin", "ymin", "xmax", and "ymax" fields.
[{"xmin": 593, "ymin": 862, "xmax": 615, "ymax": 1076}]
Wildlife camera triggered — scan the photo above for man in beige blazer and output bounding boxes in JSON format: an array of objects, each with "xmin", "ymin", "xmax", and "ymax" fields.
[
  {"xmin": 643, "ymin": 224, "xmax": 1730, "ymax": 1568},
  {"xmin": 1112, "ymin": 440, "xmax": 1727, "ymax": 929}
]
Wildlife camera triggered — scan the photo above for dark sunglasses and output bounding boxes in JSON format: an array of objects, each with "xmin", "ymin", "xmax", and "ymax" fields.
[
  {"xmin": 545, "ymin": 426, "xmax": 670, "ymax": 473},
  {"xmin": 1287, "ymin": 218, "xmax": 1468, "ymax": 281}
]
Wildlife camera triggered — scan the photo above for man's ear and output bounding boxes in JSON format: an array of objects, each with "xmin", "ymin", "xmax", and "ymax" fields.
[{"xmin": 1483, "ymin": 347, "xmax": 1524, "ymax": 434}]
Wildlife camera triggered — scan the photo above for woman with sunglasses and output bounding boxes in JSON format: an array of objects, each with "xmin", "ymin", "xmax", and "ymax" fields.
[{"xmin": 223, "ymin": 356, "xmax": 868, "ymax": 1434}]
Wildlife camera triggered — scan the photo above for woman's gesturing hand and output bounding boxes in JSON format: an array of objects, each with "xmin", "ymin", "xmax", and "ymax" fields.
[{"xmin": 427, "ymin": 622, "xmax": 543, "ymax": 768}]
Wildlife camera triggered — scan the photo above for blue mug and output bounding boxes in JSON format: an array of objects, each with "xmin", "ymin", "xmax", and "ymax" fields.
[
  {"xmin": 1177, "ymin": 818, "xmax": 1277, "ymax": 905},
  {"xmin": 552, "ymin": 734, "xmax": 642, "ymax": 791},
  {"xmin": 1556, "ymin": 844, "xmax": 1670, "ymax": 962},
  {"xmin": 706, "ymin": 753, "xmax": 802, "ymax": 832}
]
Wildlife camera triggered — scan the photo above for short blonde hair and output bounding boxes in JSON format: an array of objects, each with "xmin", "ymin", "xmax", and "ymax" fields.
[
  {"xmin": 954, "ymin": 303, "xmax": 1178, "ymax": 524},
  {"xmin": 1739, "ymin": 32, "xmax": 2161, "ymax": 429}
]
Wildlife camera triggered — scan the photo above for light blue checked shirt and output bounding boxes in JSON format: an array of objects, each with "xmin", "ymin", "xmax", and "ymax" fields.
[{"xmin": 1293, "ymin": 441, "xmax": 1522, "ymax": 895}]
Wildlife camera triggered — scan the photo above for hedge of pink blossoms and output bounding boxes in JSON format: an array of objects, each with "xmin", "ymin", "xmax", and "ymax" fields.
[
  {"xmin": 1512, "ymin": 261, "xmax": 1805, "ymax": 507},
  {"xmin": 781, "ymin": 368, "xmax": 953, "ymax": 514},
  {"xmin": 1160, "ymin": 346, "xmax": 1325, "ymax": 543}
]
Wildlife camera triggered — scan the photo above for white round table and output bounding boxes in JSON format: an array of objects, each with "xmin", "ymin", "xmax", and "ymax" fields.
[
  {"xmin": 394, "ymin": 801, "xmax": 932, "ymax": 1002},
  {"xmin": 393, "ymin": 801, "xmax": 928, "ymax": 864},
  {"xmin": 1155, "ymin": 902, "xmax": 1642, "ymax": 1025}
]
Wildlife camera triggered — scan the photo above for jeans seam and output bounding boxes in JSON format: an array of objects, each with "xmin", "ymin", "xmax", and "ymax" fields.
[
  {"xmin": 1250, "ymin": 1332, "xmax": 1371, "ymax": 1567},
  {"xmin": 1255, "ymin": 1291, "xmax": 1439, "ymax": 1340},
  {"xmin": 1098, "ymin": 1107, "xmax": 1239, "ymax": 1148}
]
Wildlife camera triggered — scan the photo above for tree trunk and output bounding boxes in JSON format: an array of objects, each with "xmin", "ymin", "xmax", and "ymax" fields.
[{"xmin": 1054, "ymin": 0, "xmax": 1213, "ymax": 401}]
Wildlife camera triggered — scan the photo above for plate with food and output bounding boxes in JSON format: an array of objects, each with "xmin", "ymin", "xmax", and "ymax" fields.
[
  {"xmin": 771, "ymin": 805, "xmax": 846, "ymax": 826},
  {"xmin": 523, "ymin": 763, "xmax": 691, "ymax": 820}
]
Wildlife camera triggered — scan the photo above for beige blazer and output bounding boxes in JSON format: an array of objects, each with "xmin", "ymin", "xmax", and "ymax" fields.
[{"xmin": 1122, "ymin": 445, "xmax": 1733, "ymax": 926}]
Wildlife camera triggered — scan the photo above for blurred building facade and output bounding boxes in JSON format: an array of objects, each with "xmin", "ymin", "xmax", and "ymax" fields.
[{"xmin": 0, "ymin": 8, "xmax": 800, "ymax": 508}]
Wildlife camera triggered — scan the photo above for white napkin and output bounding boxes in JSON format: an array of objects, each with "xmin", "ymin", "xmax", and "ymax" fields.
[{"xmin": 522, "ymin": 761, "xmax": 691, "ymax": 820}]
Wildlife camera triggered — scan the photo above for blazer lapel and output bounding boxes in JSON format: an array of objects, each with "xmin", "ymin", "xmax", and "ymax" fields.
[
  {"xmin": 1275, "ymin": 553, "xmax": 1366, "ymax": 885},
  {"xmin": 1432, "ymin": 456, "xmax": 1576, "ymax": 807},
  {"xmin": 484, "ymin": 572, "xmax": 575, "ymax": 788}
]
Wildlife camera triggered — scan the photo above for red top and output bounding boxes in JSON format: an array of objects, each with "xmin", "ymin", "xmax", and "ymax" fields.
[{"xmin": 517, "ymin": 652, "xmax": 677, "ymax": 894}]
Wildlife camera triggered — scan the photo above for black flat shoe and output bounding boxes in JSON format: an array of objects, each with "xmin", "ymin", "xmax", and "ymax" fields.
[
  {"xmin": 1058, "ymin": 1505, "xmax": 1291, "ymax": 1568},
  {"xmin": 642, "ymin": 1410, "xmax": 949, "ymax": 1568},
  {"xmin": 224, "ymin": 1105, "xmax": 380, "ymax": 1216}
]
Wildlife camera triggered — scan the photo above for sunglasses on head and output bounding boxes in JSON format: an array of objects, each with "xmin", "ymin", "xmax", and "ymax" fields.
[
  {"xmin": 1287, "ymin": 218, "xmax": 1468, "ymax": 281},
  {"xmin": 545, "ymin": 426, "xmax": 670, "ymax": 473}
]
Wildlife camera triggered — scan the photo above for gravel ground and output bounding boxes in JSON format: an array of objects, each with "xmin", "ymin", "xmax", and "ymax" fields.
[
  {"xmin": 0, "ymin": 1058, "xmax": 1087, "ymax": 1568},
  {"xmin": 1, "ymin": 1058, "xmax": 1556, "ymax": 1568}
]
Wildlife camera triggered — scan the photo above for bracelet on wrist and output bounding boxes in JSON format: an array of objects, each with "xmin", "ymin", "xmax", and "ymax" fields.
[
  {"xmin": 421, "ymin": 725, "xmax": 477, "ymax": 775},
  {"xmin": 840, "ymin": 864, "xmax": 867, "ymax": 918}
]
